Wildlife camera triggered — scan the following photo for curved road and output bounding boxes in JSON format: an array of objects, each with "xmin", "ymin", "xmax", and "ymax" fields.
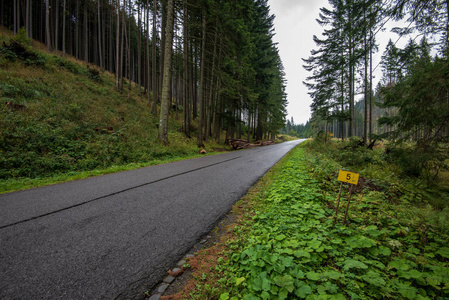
[{"xmin": 0, "ymin": 139, "xmax": 304, "ymax": 299}]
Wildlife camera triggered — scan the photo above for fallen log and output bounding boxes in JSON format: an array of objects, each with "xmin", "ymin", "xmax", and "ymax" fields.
[
  {"xmin": 254, "ymin": 140, "xmax": 275, "ymax": 146},
  {"xmin": 227, "ymin": 139, "xmax": 275, "ymax": 150}
]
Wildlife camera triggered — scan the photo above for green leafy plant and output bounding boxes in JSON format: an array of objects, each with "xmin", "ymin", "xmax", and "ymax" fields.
[{"xmin": 192, "ymin": 147, "xmax": 449, "ymax": 299}]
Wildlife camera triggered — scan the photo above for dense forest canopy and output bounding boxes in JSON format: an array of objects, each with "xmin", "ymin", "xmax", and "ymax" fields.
[{"xmin": 0, "ymin": 0, "xmax": 287, "ymax": 144}]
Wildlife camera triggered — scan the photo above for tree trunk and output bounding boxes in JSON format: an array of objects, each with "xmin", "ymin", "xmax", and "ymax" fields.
[
  {"xmin": 159, "ymin": 0, "xmax": 167, "ymax": 99},
  {"xmin": 348, "ymin": 0, "xmax": 355, "ymax": 137},
  {"xmin": 101, "ymin": 0, "xmax": 105, "ymax": 71},
  {"xmin": 116, "ymin": 0, "xmax": 120, "ymax": 90},
  {"xmin": 158, "ymin": 0, "xmax": 175, "ymax": 144},
  {"xmin": 97, "ymin": 0, "xmax": 103, "ymax": 69},
  {"xmin": 152, "ymin": 0, "xmax": 158, "ymax": 116},
  {"xmin": 109, "ymin": 8, "xmax": 113, "ymax": 71},
  {"xmin": 446, "ymin": 0, "xmax": 449, "ymax": 52},
  {"xmin": 14, "ymin": 0, "xmax": 17, "ymax": 35},
  {"xmin": 76, "ymin": 0, "xmax": 79, "ymax": 58},
  {"xmin": 369, "ymin": 29, "xmax": 373, "ymax": 142},
  {"xmin": 146, "ymin": 0, "xmax": 151, "ymax": 106},
  {"xmin": 197, "ymin": 15, "xmax": 206, "ymax": 147},
  {"xmin": 29, "ymin": 0, "xmax": 32, "ymax": 39},
  {"xmin": 120, "ymin": 8, "xmax": 125, "ymax": 89},
  {"xmin": 62, "ymin": 0, "xmax": 66, "ymax": 56},
  {"xmin": 192, "ymin": 46, "xmax": 197, "ymax": 120},
  {"xmin": 137, "ymin": 3, "xmax": 142, "ymax": 98},
  {"xmin": 1, "ymin": 0, "xmax": 4, "ymax": 27},
  {"xmin": 206, "ymin": 28, "xmax": 218, "ymax": 142},
  {"xmin": 46, "ymin": 0, "xmax": 51, "ymax": 51},
  {"xmin": 127, "ymin": 0, "xmax": 131, "ymax": 91},
  {"xmin": 25, "ymin": 0, "xmax": 29, "ymax": 37},
  {"xmin": 363, "ymin": 9, "xmax": 368, "ymax": 143},
  {"xmin": 18, "ymin": 0, "xmax": 21, "ymax": 34},
  {"xmin": 55, "ymin": 0, "xmax": 58, "ymax": 54},
  {"xmin": 84, "ymin": 2, "xmax": 88, "ymax": 65},
  {"xmin": 93, "ymin": 18, "xmax": 98, "ymax": 65},
  {"xmin": 182, "ymin": 0, "xmax": 189, "ymax": 136},
  {"xmin": 247, "ymin": 110, "xmax": 251, "ymax": 142}
]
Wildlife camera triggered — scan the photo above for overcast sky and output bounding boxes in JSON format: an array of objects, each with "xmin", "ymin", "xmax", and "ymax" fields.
[
  {"xmin": 266, "ymin": 0, "xmax": 416, "ymax": 125},
  {"xmin": 267, "ymin": 0, "xmax": 328, "ymax": 125}
]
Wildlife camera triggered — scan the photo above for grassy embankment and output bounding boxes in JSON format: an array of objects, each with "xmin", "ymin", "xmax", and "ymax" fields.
[
  {"xmin": 0, "ymin": 27, "xmax": 231, "ymax": 194},
  {"xmin": 162, "ymin": 140, "xmax": 449, "ymax": 299}
]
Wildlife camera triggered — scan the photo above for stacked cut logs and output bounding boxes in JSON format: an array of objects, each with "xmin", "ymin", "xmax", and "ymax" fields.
[
  {"xmin": 227, "ymin": 139, "xmax": 275, "ymax": 150},
  {"xmin": 254, "ymin": 140, "xmax": 275, "ymax": 146}
]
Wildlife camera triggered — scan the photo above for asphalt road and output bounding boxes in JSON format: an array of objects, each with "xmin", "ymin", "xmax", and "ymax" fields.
[{"xmin": 0, "ymin": 139, "xmax": 305, "ymax": 300}]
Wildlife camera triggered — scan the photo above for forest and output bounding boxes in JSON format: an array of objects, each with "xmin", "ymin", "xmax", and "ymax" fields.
[
  {"xmin": 301, "ymin": 0, "xmax": 449, "ymax": 180},
  {"xmin": 1, "ymin": 0, "xmax": 287, "ymax": 145}
]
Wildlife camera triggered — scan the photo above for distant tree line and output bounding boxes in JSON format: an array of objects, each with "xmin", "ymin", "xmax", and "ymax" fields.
[
  {"xmin": 1, "ymin": 0, "xmax": 287, "ymax": 144},
  {"xmin": 280, "ymin": 117, "xmax": 312, "ymax": 138},
  {"xmin": 303, "ymin": 0, "xmax": 449, "ymax": 146}
]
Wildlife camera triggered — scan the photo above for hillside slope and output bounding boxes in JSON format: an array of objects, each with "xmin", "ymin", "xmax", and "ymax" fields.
[{"xmin": 0, "ymin": 28, "xmax": 216, "ymax": 185}]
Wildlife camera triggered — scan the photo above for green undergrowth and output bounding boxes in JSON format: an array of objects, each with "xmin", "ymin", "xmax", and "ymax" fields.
[
  {"xmin": 0, "ymin": 29, "xmax": 226, "ymax": 194},
  {"xmin": 188, "ymin": 144, "xmax": 449, "ymax": 299}
]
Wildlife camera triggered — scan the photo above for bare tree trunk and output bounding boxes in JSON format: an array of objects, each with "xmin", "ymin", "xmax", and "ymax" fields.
[
  {"xmin": 98, "ymin": 0, "xmax": 103, "ymax": 69},
  {"xmin": 127, "ymin": 0, "xmax": 131, "ymax": 91},
  {"xmin": 152, "ymin": 0, "xmax": 158, "ymax": 116},
  {"xmin": 101, "ymin": 0, "xmax": 105, "ymax": 71},
  {"xmin": 192, "ymin": 46, "xmax": 197, "ymax": 120},
  {"xmin": 116, "ymin": 0, "xmax": 120, "ymax": 90},
  {"xmin": 62, "ymin": 0, "xmax": 66, "ymax": 56},
  {"xmin": 14, "ymin": 0, "xmax": 17, "ymax": 35},
  {"xmin": 55, "ymin": 0, "xmax": 59, "ymax": 54},
  {"xmin": 120, "ymin": 6, "xmax": 125, "ymax": 89},
  {"xmin": 29, "ymin": 0, "xmax": 33, "ymax": 39},
  {"xmin": 363, "ymin": 9, "xmax": 368, "ymax": 144},
  {"xmin": 93, "ymin": 19, "xmax": 98, "ymax": 65},
  {"xmin": 146, "ymin": 0, "xmax": 151, "ymax": 105},
  {"xmin": 369, "ymin": 29, "xmax": 373, "ymax": 142},
  {"xmin": 76, "ymin": 0, "xmax": 79, "ymax": 58},
  {"xmin": 84, "ymin": 2, "xmax": 88, "ymax": 65},
  {"xmin": 46, "ymin": 0, "xmax": 51, "ymax": 51},
  {"xmin": 446, "ymin": 0, "xmax": 449, "ymax": 52},
  {"xmin": 197, "ymin": 14, "xmax": 206, "ymax": 147},
  {"xmin": 158, "ymin": 0, "xmax": 175, "ymax": 144},
  {"xmin": 25, "ymin": 0, "xmax": 30, "ymax": 37},
  {"xmin": 182, "ymin": 0, "xmax": 189, "ymax": 136},
  {"xmin": 18, "ymin": 0, "xmax": 21, "ymax": 33},
  {"xmin": 206, "ymin": 28, "xmax": 217, "ymax": 142},
  {"xmin": 0, "ymin": 0, "xmax": 4, "ymax": 27},
  {"xmin": 109, "ymin": 8, "xmax": 113, "ymax": 71},
  {"xmin": 123, "ymin": 14, "xmax": 129, "ymax": 88},
  {"xmin": 159, "ymin": 0, "xmax": 167, "ymax": 99},
  {"xmin": 349, "ymin": 1, "xmax": 355, "ymax": 137},
  {"xmin": 189, "ymin": 47, "xmax": 194, "ymax": 128},
  {"xmin": 138, "ymin": 2, "xmax": 142, "ymax": 98}
]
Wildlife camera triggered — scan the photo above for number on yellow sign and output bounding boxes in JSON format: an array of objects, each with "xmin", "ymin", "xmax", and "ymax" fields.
[{"xmin": 338, "ymin": 170, "xmax": 359, "ymax": 185}]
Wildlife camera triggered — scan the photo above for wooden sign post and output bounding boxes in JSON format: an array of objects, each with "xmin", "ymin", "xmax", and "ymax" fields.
[{"xmin": 335, "ymin": 170, "xmax": 359, "ymax": 224}]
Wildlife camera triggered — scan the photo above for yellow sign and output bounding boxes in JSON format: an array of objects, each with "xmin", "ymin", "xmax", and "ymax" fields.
[
  {"xmin": 329, "ymin": 133, "xmax": 334, "ymax": 137},
  {"xmin": 338, "ymin": 170, "xmax": 359, "ymax": 185}
]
